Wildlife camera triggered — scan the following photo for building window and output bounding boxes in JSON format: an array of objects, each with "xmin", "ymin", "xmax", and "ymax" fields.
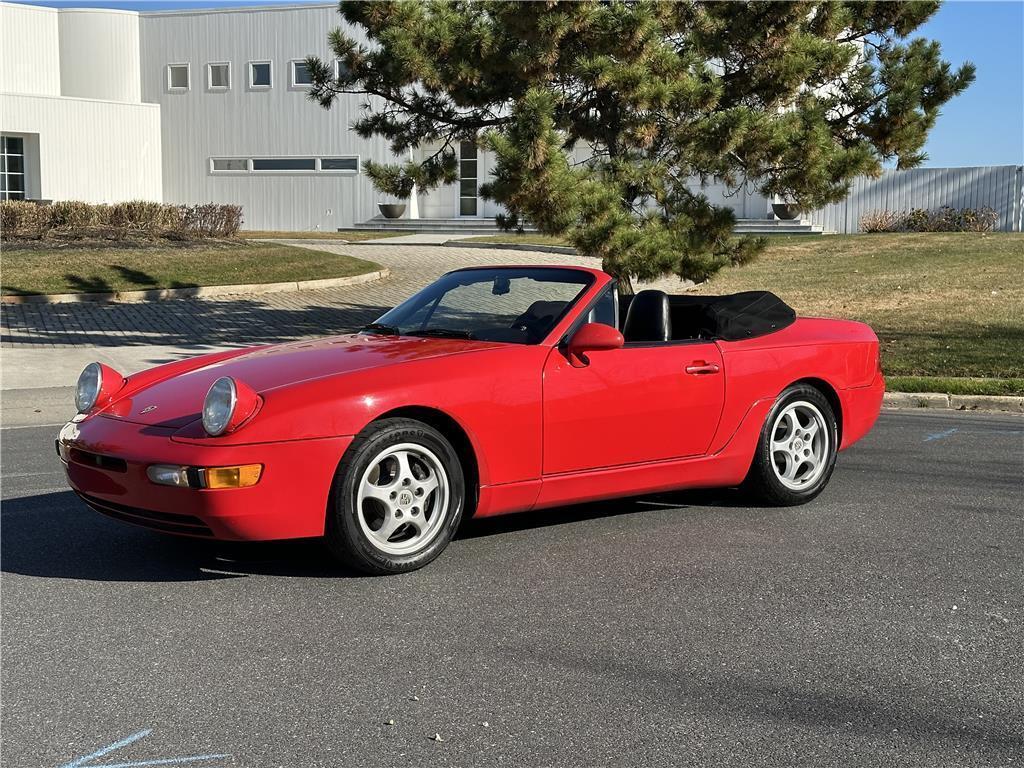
[
  {"xmin": 1, "ymin": 135, "xmax": 26, "ymax": 200},
  {"xmin": 167, "ymin": 63, "xmax": 190, "ymax": 91},
  {"xmin": 459, "ymin": 140, "xmax": 478, "ymax": 216},
  {"xmin": 207, "ymin": 62, "xmax": 230, "ymax": 90},
  {"xmin": 334, "ymin": 59, "xmax": 350, "ymax": 80},
  {"xmin": 252, "ymin": 158, "xmax": 316, "ymax": 172},
  {"xmin": 290, "ymin": 60, "xmax": 313, "ymax": 88},
  {"xmin": 208, "ymin": 156, "xmax": 360, "ymax": 175},
  {"xmin": 249, "ymin": 61, "xmax": 272, "ymax": 89},
  {"xmin": 211, "ymin": 158, "xmax": 248, "ymax": 172},
  {"xmin": 320, "ymin": 157, "xmax": 359, "ymax": 172}
]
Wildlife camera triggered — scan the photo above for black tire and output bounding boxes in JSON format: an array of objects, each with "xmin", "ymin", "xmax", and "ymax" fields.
[
  {"xmin": 743, "ymin": 384, "xmax": 838, "ymax": 506},
  {"xmin": 325, "ymin": 418, "xmax": 465, "ymax": 575}
]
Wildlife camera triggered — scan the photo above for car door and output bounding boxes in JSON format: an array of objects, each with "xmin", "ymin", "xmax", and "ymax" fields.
[{"xmin": 542, "ymin": 310, "xmax": 726, "ymax": 475}]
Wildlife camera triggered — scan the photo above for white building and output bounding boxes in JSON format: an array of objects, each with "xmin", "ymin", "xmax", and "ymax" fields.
[{"xmin": 1, "ymin": 2, "xmax": 1020, "ymax": 233}]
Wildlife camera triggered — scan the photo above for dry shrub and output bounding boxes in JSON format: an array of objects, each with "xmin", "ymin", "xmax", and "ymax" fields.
[
  {"xmin": 0, "ymin": 200, "xmax": 44, "ymax": 239},
  {"xmin": 860, "ymin": 206, "xmax": 999, "ymax": 233},
  {"xmin": 1, "ymin": 200, "xmax": 244, "ymax": 241}
]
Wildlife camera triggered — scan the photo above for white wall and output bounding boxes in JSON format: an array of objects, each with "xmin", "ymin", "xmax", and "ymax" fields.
[
  {"xmin": 58, "ymin": 9, "xmax": 142, "ymax": 103},
  {"xmin": 0, "ymin": 3, "xmax": 61, "ymax": 96},
  {"xmin": 808, "ymin": 165, "xmax": 1024, "ymax": 233},
  {"xmin": 139, "ymin": 4, "xmax": 401, "ymax": 231},
  {"xmin": 0, "ymin": 93, "xmax": 162, "ymax": 203}
]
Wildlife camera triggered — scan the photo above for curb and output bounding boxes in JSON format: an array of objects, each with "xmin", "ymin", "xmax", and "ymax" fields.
[
  {"xmin": 883, "ymin": 391, "xmax": 1023, "ymax": 413},
  {"xmin": 444, "ymin": 240, "xmax": 579, "ymax": 255},
  {"xmin": 0, "ymin": 269, "xmax": 390, "ymax": 305}
]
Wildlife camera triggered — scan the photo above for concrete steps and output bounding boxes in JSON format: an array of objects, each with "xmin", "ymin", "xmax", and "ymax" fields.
[
  {"xmin": 347, "ymin": 217, "xmax": 829, "ymax": 236},
  {"xmin": 733, "ymin": 218, "xmax": 828, "ymax": 235},
  {"xmin": 346, "ymin": 218, "xmax": 537, "ymax": 235}
]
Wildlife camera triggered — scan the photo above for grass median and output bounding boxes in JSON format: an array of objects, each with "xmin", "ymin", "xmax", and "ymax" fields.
[
  {"xmin": 1, "ymin": 239, "xmax": 382, "ymax": 296},
  {"xmin": 689, "ymin": 233, "xmax": 1023, "ymax": 393}
]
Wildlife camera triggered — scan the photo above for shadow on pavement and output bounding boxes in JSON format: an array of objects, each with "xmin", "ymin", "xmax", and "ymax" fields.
[
  {"xmin": 1, "ymin": 298, "xmax": 394, "ymax": 347},
  {"xmin": 1, "ymin": 487, "xmax": 755, "ymax": 582},
  {"xmin": 510, "ymin": 640, "xmax": 1024, "ymax": 757},
  {"xmin": 0, "ymin": 490, "xmax": 347, "ymax": 582},
  {"xmin": 459, "ymin": 487, "xmax": 755, "ymax": 539}
]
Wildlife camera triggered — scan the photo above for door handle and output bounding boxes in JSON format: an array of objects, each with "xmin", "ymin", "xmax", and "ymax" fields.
[{"xmin": 685, "ymin": 362, "xmax": 720, "ymax": 375}]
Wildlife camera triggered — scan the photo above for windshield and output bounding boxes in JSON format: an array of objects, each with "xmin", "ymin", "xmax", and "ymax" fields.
[{"xmin": 366, "ymin": 268, "xmax": 594, "ymax": 344}]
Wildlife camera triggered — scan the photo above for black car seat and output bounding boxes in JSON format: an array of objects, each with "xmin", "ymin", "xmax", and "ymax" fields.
[
  {"xmin": 512, "ymin": 300, "xmax": 569, "ymax": 342},
  {"xmin": 622, "ymin": 290, "xmax": 672, "ymax": 342}
]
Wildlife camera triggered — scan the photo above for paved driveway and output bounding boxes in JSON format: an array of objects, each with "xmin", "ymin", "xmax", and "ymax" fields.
[
  {"xmin": 2, "ymin": 410, "xmax": 1021, "ymax": 767},
  {"xmin": 0, "ymin": 243, "xmax": 683, "ymax": 348}
]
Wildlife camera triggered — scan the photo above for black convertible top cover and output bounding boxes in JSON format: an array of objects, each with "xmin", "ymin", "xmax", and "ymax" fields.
[{"xmin": 699, "ymin": 291, "xmax": 796, "ymax": 341}]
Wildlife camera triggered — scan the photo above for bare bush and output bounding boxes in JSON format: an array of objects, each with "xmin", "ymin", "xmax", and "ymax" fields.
[
  {"xmin": 860, "ymin": 206, "xmax": 999, "ymax": 233},
  {"xmin": 1, "ymin": 200, "xmax": 244, "ymax": 241}
]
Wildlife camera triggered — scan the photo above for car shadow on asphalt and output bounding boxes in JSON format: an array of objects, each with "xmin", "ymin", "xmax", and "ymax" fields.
[
  {"xmin": 0, "ymin": 487, "xmax": 756, "ymax": 582},
  {"xmin": 0, "ymin": 490, "xmax": 340, "ymax": 582},
  {"xmin": 458, "ymin": 487, "xmax": 755, "ymax": 539}
]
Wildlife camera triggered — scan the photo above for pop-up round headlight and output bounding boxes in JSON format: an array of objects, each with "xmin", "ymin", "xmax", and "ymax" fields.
[
  {"xmin": 202, "ymin": 376, "xmax": 237, "ymax": 436},
  {"xmin": 201, "ymin": 376, "xmax": 259, "ymax": 437},
  {"xmin": 75, "ymin": 362, "xmax": 102, "ymax": 413},
  {"xmin": 75, "ymin": 362, "xmax": 123, "ymax": 413}
]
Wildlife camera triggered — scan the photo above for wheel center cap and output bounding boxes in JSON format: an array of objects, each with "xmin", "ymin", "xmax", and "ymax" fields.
[
  {"xmin": 794, "ymin": 439, "xmax": 803, "ymax": 450},
  {"xmin": 397, "ymin": 490, "xmax": 414, "ymax": 507}
]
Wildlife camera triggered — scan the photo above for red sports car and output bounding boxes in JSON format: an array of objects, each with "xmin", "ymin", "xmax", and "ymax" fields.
[{"xmin": 59, "ymin": 265, "xmax": 884, "ymax": 574}]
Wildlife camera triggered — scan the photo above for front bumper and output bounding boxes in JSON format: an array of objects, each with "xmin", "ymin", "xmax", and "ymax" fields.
[{"xmin": 58, "ymin": 416, "xmax": 351, "ymax": 541}]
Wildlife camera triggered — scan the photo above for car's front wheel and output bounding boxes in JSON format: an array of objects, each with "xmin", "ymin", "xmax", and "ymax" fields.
[
  {"xmin": 744, "ymin": 384, "xmax": 838, "ymax": 505},
  {"xmin": 325, "ymin": 418, "xmax": 465, "ymax": 574}
]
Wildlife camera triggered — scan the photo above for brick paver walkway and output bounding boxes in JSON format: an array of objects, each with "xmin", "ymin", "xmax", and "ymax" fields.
[{"xmin": 0, "ymin": 243, "xmax": 682, "ymax": 348}]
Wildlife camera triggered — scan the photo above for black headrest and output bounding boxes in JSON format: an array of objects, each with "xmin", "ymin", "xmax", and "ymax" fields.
[{"xmin": 623, "ymin": 290, "xmax": 671, "ymax": 343}]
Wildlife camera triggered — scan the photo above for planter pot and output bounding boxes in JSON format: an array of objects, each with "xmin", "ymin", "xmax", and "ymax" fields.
[
  {"xmin": 771, "ymin": 202, "xmax": 801, "ymax": 221},
  {"xmin": 378, "ymin": 203, "xmax": 407, "ymax": 219}
]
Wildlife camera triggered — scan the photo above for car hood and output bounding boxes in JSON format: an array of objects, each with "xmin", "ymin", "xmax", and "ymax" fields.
[{"xmin": 101, "ymin": 334, "xmax": 504, "ymax": 428}]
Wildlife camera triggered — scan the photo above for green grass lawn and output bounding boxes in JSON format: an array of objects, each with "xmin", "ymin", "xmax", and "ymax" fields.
[
  {"xmin": 243, "ymin": 230, "xmax": 404, "ymax": 241},
  {"xmin": 689, "ymin": 233, "xmax": 1024, "ymax": 391},
  {"xmin": 1, "ymin": 240, "xmax": 382, "ymax": 296}
]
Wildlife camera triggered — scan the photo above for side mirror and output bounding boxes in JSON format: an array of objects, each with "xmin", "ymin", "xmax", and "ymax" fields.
[{"xmin": 566, "ymin": 322, "xmax": 624, "ymax": 367}]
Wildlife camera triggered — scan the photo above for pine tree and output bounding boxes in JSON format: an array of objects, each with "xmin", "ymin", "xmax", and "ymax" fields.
[{"xmin": 308, "ymin": 1, "xmax": 973, "ymax": 289}]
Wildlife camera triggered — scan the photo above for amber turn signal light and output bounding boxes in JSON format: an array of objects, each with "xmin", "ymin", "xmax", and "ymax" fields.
[{"xmin": 201, "ymin": 464, "xmax": 263, "ymax": 489}]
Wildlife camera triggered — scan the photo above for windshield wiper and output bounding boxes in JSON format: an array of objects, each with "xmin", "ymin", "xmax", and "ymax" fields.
[
  {"xmin": 359, "ymin": 322, "xmax": 400, "ymax": 336},
  {"xmin": 407, "ymin": 327, "xmax": 476, "ymax": 339}
]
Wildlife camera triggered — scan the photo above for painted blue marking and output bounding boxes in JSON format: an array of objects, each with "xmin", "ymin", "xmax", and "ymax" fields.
[
  {"xmin": 60, "ymin": 731, "xmax": 152, "ymax": 768},
  {"xmin": 58, "ymin": 729, "xmax": 229, "ymax": 768},
  {"xmin": 925, "ymin": 428, "xmax": 959, "ymax": 442}
]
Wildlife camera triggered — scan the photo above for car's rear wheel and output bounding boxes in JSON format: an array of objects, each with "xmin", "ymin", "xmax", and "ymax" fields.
[
  {"xmin": 325, "ymin": 418, "xmax": 465, "ymax": 574},
  {"xmin": 744, "ymin": 384, "xmax": 838, "ymax": 506}
]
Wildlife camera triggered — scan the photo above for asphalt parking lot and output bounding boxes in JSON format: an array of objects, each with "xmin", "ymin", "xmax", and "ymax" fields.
[{"xmin": 1, "ymin": 409, "xmax": 1021, "ymax": 768}]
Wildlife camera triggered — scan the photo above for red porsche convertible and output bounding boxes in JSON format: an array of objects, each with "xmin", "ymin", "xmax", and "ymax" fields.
[{"xmin": 59, "ymin": 265, "xmax": 883, "ymax": 574}]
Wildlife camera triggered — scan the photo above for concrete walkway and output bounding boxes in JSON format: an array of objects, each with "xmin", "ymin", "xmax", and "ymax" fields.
[{"xmin": 0, "ymin": 242, "xmax": 685, "ymax": 392}]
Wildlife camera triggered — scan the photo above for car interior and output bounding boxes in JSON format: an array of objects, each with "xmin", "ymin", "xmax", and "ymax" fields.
[
  {"xmin": 462, "ymin": 289, "xmax": 795, "ymax": 346},
  {"xmin": 618, "ymin": 289, "xmax": 796, "ymax": 343}
]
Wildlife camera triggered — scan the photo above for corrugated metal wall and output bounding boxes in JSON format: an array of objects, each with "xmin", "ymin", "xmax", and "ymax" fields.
[
  {"xmin": 58, "ymin": 9, "xmax": 142, "ymax": 103},
  {"xmin": 1, "ymin": 93, "xmax": 162, "ymax": 203},
  {"xmin": 808, "ymin": 165, "xmax": 1024, "ymax": 233},
  {"xmin": 0, "ymin": 2, "xmax": 61, "ymax": 96},
  {"xmin": 139, "ymin": 4, "xmax": 398, "ymax": 232}
]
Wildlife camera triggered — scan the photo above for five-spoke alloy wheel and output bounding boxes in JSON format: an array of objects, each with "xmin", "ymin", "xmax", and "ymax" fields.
[
  {"xmin": 356, "ymin": 443, "xmax": 449, "ymax": 556},
  {"xmin": 745, "ymin": 384, "xmax": 838, "ymax": 505},
  {"xmin": 769, "ymin": 401, "xmax": 830, "ymax": 491},
  {"xmin": 326, "ymin": 418, "xmax": 465, "ymax": 574}
]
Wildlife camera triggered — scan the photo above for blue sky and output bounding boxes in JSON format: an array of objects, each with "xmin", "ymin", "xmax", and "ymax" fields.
[{"xmin": 13, "ymin": 0, "xmax": 1024, "ymax": 167}]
